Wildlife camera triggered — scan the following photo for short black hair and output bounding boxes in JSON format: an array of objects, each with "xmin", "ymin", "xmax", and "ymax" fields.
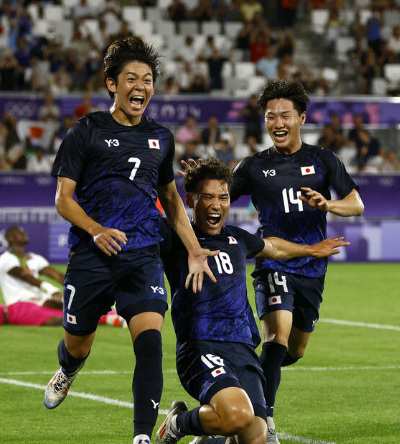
[
  {"xmin": 5, "ymin": 226, "xmax": 22, "ymax": 241},
  {"xmin": 103, "ymin": 36, "xmax": 161, "ymax": 99},
  {"xmin": 184, "ymin": 158, "xmax": 233, "ymax": 194},
  {"xmin": 258, "ymin": 80, "xmax": 310, "ymax": 115}
]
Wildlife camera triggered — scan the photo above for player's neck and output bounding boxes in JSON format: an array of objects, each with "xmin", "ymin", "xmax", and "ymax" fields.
[
  {"xmin": 274, "ymin": 141, "xmax": 302, "ymax": 155},
  {"xmin": 9, "ymin": 247, "xmax": 25, "ymax": 257},
  {"xmin": 109, "ymin": 107, "xmax": 142, "ymax": 126}
]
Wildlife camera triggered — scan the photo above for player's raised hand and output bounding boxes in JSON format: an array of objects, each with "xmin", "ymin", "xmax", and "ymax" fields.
[
  {"xmin": 308, "ymin": 237, "xmax": 350, "ymax": 258},
  {"xmin": 300, "ymin": 187, "xmax": 330, "ymax": 211},
  {"xmin": 185, "ymin": 247, "xmax": 220, "ymax": 293},
  {"xmin": 177, "ymin": 158, "xmax": 204, "ymax": 177},
  {"xmin": 92, "ymin": 226, "xmax": 127, "ymax": 256}
]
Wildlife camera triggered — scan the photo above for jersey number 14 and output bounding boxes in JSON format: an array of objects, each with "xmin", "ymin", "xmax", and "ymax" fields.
[{"xmin": 282, "ymin": 188, "xmax": 303, "ymax": 213}]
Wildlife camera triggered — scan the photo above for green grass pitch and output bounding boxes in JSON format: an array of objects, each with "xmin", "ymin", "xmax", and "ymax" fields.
[{"xmin": 0, "ymin": 263, "xmax": 399, "ymax": 444}]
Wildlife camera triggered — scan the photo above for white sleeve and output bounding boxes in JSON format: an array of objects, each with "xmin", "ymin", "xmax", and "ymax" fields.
[
  {"xmin": 0, "ymin": 251, "xmax": 21, "ymax": 274},
  {"xmin": 30, "ymin": 253, "xmax": 50, "ymax": 272}
]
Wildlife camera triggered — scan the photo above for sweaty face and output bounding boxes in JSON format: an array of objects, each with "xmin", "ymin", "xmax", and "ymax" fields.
[
  {"xmin": 264, "ymin": 98, "xmax": 305, "ymax": 154},
  {"xmin": 190, "ymin": 179, "xmax": 230, "ymax": 236},
  {"xmin": 107, "ymin": 61, "xmax": 154, "ymax": 126}
]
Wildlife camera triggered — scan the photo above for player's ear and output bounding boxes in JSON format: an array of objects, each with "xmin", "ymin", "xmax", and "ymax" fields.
[
  {"xmin": 300, "ymin": 111, "xmax": 306, "ymax": 126},
  {"xmin": 106, "ymin": 77, "xmax": 117, "ymax": 94},
  {"xmin": 185, "ymin": 192, "xmax": 194, "ymax": 209}
]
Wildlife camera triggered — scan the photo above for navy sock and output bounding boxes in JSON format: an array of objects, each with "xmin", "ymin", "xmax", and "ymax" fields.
[
  {"xmin": 282, "ymin": 352, "xmax": 299, "ymax": 367},
  {"xmin": 57, "ymin": 339, "xmax": 88, "ymax": 375},
  {"xmin": 208, "ymin": 439, "xmax": 228, "ymax": 444},
  {"xmin": 175, "ymin": 407, "xmax": 205, "ymax": 436},
  {"xmin": 132, "ymin": 330, "xmax": 163, "ymax": 438},
  {"xmin": 259, "ymin": 341, "xmax": 287, "ymax": 417}
]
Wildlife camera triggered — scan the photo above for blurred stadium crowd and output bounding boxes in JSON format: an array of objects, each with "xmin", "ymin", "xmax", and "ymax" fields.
[{"xmin": 0, "ymin": 0, "xmax": 400, "ymax": 175}]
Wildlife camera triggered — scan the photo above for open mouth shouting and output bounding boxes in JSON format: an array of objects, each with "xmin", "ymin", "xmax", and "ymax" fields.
[
  {"xmin": 273, "ymin": 130, "xmax": 288, "ymax": 143},
  {"xmin": 207, "ymin": 213, "xmax": 222, "ymax": 228},
  {"xmin": 130, "ymin": 95, "xmax": 145, "ymax": 110}
]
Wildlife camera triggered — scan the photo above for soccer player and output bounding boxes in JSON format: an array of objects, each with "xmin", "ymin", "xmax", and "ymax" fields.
[
  {"xmin": 155, "ymin": 159, "xmax": 349, "ymax": 444},
  {"xmin": 230, "ymin": 80, "xmax": 365, "ymax": 443},
  {"xmin": 43, "ymin": 37, "xmax": 217, "ymax": 444}
]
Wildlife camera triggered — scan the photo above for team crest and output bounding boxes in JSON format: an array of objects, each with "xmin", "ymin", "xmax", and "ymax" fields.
[
  {"xmin": 228, "ymin": 236, "xmax": 237, "ymax": 244},
  {"xmin": 301, "ymin": 165, "xmax": 315, "ymax": 175},
  {"xmin": 148, "ymin": 139, "xmax": 160, "ymax": 149}
]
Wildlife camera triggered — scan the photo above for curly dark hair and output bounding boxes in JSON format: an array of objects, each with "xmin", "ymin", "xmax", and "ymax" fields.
[
  {"xmin": 103, "ymin": 36, "xmax": 161, "ymax": 99},
  {"xmin": 184, "ymin": 158, "xmax": 233, "ymax": 194},
  {"xmin": 257, "ymin": 79, "xmax": 310, "ymax": 115}
]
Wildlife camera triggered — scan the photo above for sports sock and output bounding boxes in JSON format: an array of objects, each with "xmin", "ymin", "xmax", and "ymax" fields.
[
  {"xmin": 175, "ymin": 407, "xmax": 205, "ymax": 436},
  {"xmin": 281, "ymin": 352, "xmax": 299, "ymax": 367},
  {"xmin": 57, "ymin": 339, "xmax": 88, "ymax": 375},
  {"xmin": 207, "ymin": 438, "xmax": 228, "ymax": 444},
  {"xmin": 259, "ymin": 341, "xmax": 287, "ymax": 418},
  {"xmin": 132, "ymin": 329, "xmax": 163, "ymax": 438}
]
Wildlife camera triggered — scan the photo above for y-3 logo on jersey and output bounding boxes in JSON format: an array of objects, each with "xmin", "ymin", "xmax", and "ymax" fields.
[
  {"xmin": 105, "ymin": 139, "xmax": 119, "ymax": 147},
  {"xmin": 262, "ymin": 170, "xmax": 276, "ymax": 177},
  {"xmin": 151, "ymin": 286, "xmax": 165, "ymax": 295}
]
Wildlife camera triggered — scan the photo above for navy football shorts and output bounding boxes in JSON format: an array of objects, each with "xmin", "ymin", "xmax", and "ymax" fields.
[
  {"xmin": 254, "ymin": 270, "xmax": 325, "ymax": 333},
  {"xmin": 63, "ymin": 243, "xmax": 167, "ymax": 336},
  {"xmin": 176, "ymin": 340, "xmax": 267, "ymax": 420}
]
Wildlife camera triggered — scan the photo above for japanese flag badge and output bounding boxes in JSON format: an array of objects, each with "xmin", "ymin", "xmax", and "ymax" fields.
[
  {"xmin": 148, "ymin": 139, "xmax": 160, "ymax": 149},
  {"xmin": 228, "ymin": 236, "xmax": 237, "ymax": 244},
  {"xmin": 67, "ymin": 313, "xmax": 77, "ymax": 324},
  {"xmin": 301, "ymin": 165, "xmax": 315, "ymax": 175},
  {"xmin": 268, "ymin": 296, "xmax": 282, "ymax": 306}
]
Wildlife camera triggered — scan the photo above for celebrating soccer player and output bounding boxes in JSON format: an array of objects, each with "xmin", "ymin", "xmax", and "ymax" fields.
[
  {"xmin": 230, "ymin": 80, "xmax": 364, "ymax": 443},
  {"xmin": 44, "ymin": 36, "xmax": 218, "ymax": 444},
  {"xmin": 155, "ymin": 158, "xmax": 349, "ymax": 444}
]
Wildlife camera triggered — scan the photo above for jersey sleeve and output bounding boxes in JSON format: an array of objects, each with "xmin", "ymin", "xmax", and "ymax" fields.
[
  {"xmin": 51, "ymin": 118, "xmax": 90, "ymax": 182},
  {"xmin": 320, "ymin": 149, "xmax": 359, "ymax": 198},
  {"xmin": 232, "ymin": 226, "xmax": 265, "ymax": 259},
  {"xmin": 31, "ymin": 253, "xmax": 50, "ymax": 272},
  {"xmin": 231, "ymin": 157, "xmax": 253, "ymax": 202},
  {"xmin": 157, "ymin": 132, "xmax": 176, "ymax": 186},
  {"xmin": 0, "ymin": 252, "xmax": 20, "ymax": 273}
]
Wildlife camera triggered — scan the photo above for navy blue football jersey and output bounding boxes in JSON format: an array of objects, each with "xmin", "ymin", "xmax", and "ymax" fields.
[
  {"xmin": 159, "ymin": 219, "xmax": 264, "ymax": 349},
  {"xmin": 51, "ymin": 111, "xmax": 175, "ymax": 250},
  {"xmin": 231, "ymin": 143, "xmax": 359, "ymax": 278}
]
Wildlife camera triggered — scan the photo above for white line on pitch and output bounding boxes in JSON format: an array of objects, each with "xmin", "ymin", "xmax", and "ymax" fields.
[
  {"xmin": 320, "ymin": 318, "xmax": 400, "ymax": 331},
  {"xmin": 0, "ymin": 377, "xmax": 168, "ymax": 415},
  {"xmin": 0, "ymin": 378, "xmax": 344, "ymax": 444}
]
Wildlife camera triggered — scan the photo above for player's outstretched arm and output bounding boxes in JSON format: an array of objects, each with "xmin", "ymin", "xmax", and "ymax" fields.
[
  {"xmin": 55, "ymin": 177, "xmax": 127, "ymax": 256},
  {"xmin": 158, "ymin": 180, "xmax": 219, "ymax": 293},
  {"xmin": 257, "ymin": 237, "xmax": 350, "ymax": 260},
  {"xmin": 300, "ymin": 188, "xmax": 364, "ymax": 217},
  {"xmin": 177, "ymin": 158, "xmax": 204, "ymax": 177}
]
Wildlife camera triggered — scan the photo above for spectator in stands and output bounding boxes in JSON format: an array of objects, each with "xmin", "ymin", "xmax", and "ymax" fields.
[
  {"xmin": 74, "ymin": 91, "xmax": 99, "ymax": 120},
  {"xmin": 38, "ymin": 92, "xmax": 61, "ymax": 127},
  {"xmin": 275, "ymin": 31, "xmax": 295, "ymax": 59},
  {"xmin": 358, "ymin": 47, "xmax": 382, "ymax": 94},
  {"xmin": 186, "ymin": 72, "xmax": 210, "ymax": 94},
  {"xmin": 249, "ymin": 26, "xmax": 271, "ymax": 63},
  {"xmin": 199, "ymin": 35, "xmax": 218, "ymax": 61},
  {"xmin": 177, "ymin": 140, "xmax": 202, "ymax": 168},
  {"xmin": 163, "ymin": 75, "xmax": 180, "ymax": 96},
  {"xmin": 256, "ymin": 45, "xmax": 279, "ymax": 79},
  {"xmin": 27, "ymin": 147, "xmax": 54, "ymax": 173},
  {"xmin": 366, "ymin": 7, "xmax": 383, "ymax": 56},
  {"xmin": 236, "ymin": 21, "xmax": 254, "ymax": 60},
  {"xmin": 168, "ymin": 0, "xmax": 189, "ymax": 22},
  {"xmin": 201, "ymin": 115, "xmax": 221, "ymax": 147},
  {"xmin": 348, "ymin": 8, "xmax": 367, "ymax": 41},
  {"xmin": 192, "ymin": 0, "xmax": 214, "ymax": 22},
  {"xmin": 388, "ymin": 25, "xmax": 400, "ymax": 61},
  {"xmin": 211, "ymin": 128, "xmax": 237, "ymax": 166},
  {"xmin": 378, "ymin": 149, "xmax": 400, "ymax": 172},
  {"xmin": 240, "ymin": 0, "xmax": 265, "ymax": 23},
  {"xmin": 318, "ymin": 124, "xmax": 343, "ymax": 154},
  {"xmin": 176, "ymin": 35, "xmax": 201, "ymax": 66},
  {"xmin": 0, "ymin": 114, "xmax": 25, "ymax": 170},
  {"xmin": 176, "ymin": 115, "xmax": 202, "ymax": 145},
  {"xmin": 238, "ymin": 93, "xmax": 264, "ymax": 144},
  {"xmin": 49, "ymin": 65, "xmax": 73, "ymax": 95},
  {"xmin": 206, "ymin": 48, "xmax": 229, "ymax": 90},
  {"xmin": 0, "ymin": 48, "xmax": 23, "ymax": 91},
  {"xmin": 325, "ymin": 5, "xmax": 344, "ymax": 51},
  {"xmin": 13, "ymin": 36, "xmax": 32, "ymax": 89}
]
